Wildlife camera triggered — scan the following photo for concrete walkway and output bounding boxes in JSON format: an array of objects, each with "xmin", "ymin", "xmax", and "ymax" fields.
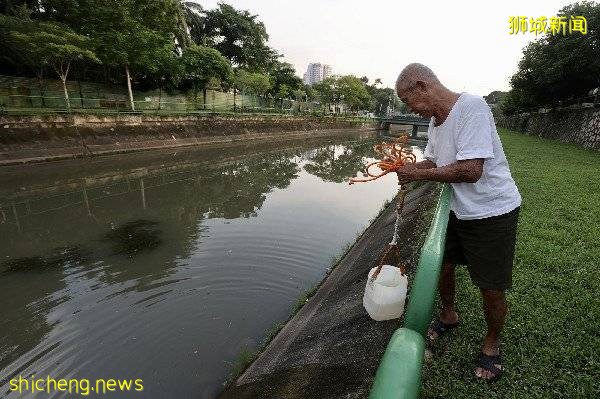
[{"xmin": 220, "ymin": 182, "xmax": 439, "ymax": 399}]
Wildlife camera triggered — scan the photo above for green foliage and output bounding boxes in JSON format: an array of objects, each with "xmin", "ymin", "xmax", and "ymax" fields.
[
  {"xmin": 268, "ymin": 60, "xmax": 302, "ymax": 96},
  {"xmin": 292, "ymin": 89, "xmax": 305, "ymax": 101},
  {"xmin": 304, "ymin": 85, "xmax": 318, "ymax": 101},
  {"xmin": 0, "ymin": 0, "xmax": 400, "ymax": 112},
  {"xmin": 0, "ymin": 9, "xmax": 45, "ymax": 76},
  {"xmin": 180, "ymin": 44, "xmax": 232, "ymax": 91},
  {"xmin": 337, "ymin": 75, "xmax": 372, "ymax": 111},
  {"xmin": 234, "ymin": 69, "xmax": 271, "ymax": 95},
  {"xmin": 312, "ymin": 75, "xmax": 374, "ymax": 112},
  {"xmin": 26, "ymin": 22, "xmax": 100, "ymax": 76},
  {"xmin": 193, "ymin": 2, "xmax": 277, "ymax": 71},
  {"xmin": 227, "ymin": 346, "xmax": 257, "ymax": 383},
  {"xmin": 312, "ymin": 77, "xmax": 339, "ymax": 105},
  {"xmin": 78, "ymin": 0, "xmax": 178, "ymax": 76},
  {"xmin": 276, "ymin": 83, "xmax": 290, "ymax": 100},
  {"xmin": 505, "ymin": 2, "xmax": 600, "ymax": 114},
  {"xmin": 4, "ymin": 11, "xmax": 98, "ymax": 107},
  {"xmin": 366, "ymin": 85, "xmax": 396, "ymax": 115},
  {"xmin": 178, "ymin": 1, "xmax": 204, "ymax": 48}
]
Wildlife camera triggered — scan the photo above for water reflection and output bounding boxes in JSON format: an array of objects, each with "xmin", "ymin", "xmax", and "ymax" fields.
[
  {"xmin": 104, "ymin": 220, "xmax": 162, "ymax": 257},
  {"xmin": 303, "ymin": 141, "xmax": 375, "ymax": 183},
  {"xmin": 0, "ymin": 133, "xmax": 423, "ymax": 398},
  {"xmin": 1, "ymin": 247, "xmax": 88, "ymax": 274}
]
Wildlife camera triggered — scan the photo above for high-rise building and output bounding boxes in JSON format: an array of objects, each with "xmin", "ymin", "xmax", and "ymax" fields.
[
  {"xmin": 322, "ymin": 64, "xmax": 332, "ymax": 80},
  {"xmin": 303, "ymin": 63, "xmax": 333, "ymax": 86}
]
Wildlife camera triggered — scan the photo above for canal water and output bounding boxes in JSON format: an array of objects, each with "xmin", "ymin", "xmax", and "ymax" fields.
[{"xmin": 0, "ymin": 132, "xmax": 423, "ymax": 398}]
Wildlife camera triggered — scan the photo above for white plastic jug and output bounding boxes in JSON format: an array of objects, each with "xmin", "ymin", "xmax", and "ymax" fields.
[{"xmin": 363, "ymin": 264, "xmax": 408, "ymax": 321}]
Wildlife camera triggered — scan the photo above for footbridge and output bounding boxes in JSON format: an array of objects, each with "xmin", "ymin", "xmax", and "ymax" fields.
[{"xmin": 377, "ymin": 115, "xmax": 430, "ymax": 139}]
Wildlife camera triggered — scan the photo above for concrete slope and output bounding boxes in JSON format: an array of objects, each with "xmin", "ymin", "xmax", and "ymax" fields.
[{"xmin": 220, "ymin": 181, "xmax": 439, "ymax": 399}]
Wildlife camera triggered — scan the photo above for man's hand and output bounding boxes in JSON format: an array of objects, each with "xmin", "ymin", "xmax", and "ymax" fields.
[
  {"xmin": 395, "ymin": 163, "xmax": 421, "ymax": 185},
  {"xmin": 398, "ymin": 158, "xmax": 484, "ymax": 184}
]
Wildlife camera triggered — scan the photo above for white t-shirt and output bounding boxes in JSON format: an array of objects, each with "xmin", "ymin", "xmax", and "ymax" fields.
[{"xmin": 423, "ymin": 92, "xmax": 521, "ymax": 220}]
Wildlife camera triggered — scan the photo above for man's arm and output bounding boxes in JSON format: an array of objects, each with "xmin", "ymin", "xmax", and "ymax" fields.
[
  {"xmin": 397, "ymin": 159, "xmax": 484, "ymax": 184},
  {"xmin": 413, "ymin": 159, "xmax": 437, "ymax": 169}
]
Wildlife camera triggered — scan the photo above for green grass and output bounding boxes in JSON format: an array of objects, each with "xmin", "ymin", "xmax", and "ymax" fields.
[
  {"xmin": 421, "ymin": 129, "xmax": 600, "ymax": 398},
  {"xmin": 227, "ymin": 347, "xmax": 258, "ymax": 383}
]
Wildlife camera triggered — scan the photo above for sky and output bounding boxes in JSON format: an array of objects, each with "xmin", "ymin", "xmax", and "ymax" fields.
[{"xmin": 197, "ymin": 0, "xmax": 578, "ymax": 96}]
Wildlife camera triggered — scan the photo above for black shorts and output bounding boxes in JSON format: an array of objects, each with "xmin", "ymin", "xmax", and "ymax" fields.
[{"xmin": 443, "ymin": 206, "xmax": 520, "ymax": 291}]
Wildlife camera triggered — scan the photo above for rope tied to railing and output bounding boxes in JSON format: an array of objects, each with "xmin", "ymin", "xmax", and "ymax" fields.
[{"xmin": 348, "ymin": 135, "xmax": 416, "ymax": 282}]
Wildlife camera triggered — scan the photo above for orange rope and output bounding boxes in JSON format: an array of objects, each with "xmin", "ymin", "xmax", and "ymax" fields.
[
  {"xmin": 349, "ymin": 135, "xmax": 417, "ymax": 281},
  {"xmin": 348, "ymin": 135, "xmax": 416, "ymax": 185}
]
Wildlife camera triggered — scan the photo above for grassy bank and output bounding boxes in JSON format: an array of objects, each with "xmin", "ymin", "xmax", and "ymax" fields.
[{"xmin": 421, "ymin": 129, "xmax": 600, "ymax": 398}]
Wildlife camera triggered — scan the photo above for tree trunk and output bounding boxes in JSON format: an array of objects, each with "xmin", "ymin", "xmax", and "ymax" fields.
[
  {"xmin": 203, "ymin": 88, "xmax": 207, "ymax": 110},
  {"xmin": 36, "ymin": 71, "xmax": 46, "ymax": 108},
  {"xmin": 233, "ymin": 88, "xmax": 237, "ymax": 112},
  {"xmin": 158, "ymin": 84, "xmax": 162, "ymax": 110},
  {"xmin": 61, "ymin": 76, "xmax": 71, "ymax": 110},
  {"xmin": 125, "ymin": 64, "xmax": 135, "ymax": 111},
  {"xmin": 78, "ymin": 80, "xmax": 84, "ymax": 108}
]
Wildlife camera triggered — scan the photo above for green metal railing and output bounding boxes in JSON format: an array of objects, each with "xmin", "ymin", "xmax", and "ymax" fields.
[
  {"xmin": 369, "ymin": 184, "xmax": 452, "ymax": 399},
  {"xmin": 0, "ymin": 93, "xmax": 374, "ymax": 119}
]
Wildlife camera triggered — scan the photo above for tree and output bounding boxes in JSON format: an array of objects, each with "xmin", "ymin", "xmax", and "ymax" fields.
[
  {"xmin": 0, "ymin": 8, "xmax": 49, "ymax": 99},
  {"xmin": 76, "ymin": 0, "xmax": 181, "ymax": 110},
  {"xmin": 301, "ymin": 84, "xmax": 315, "ymax": 101},
  {"xmin": 235, "ymin": 69, "xmax": 270, "ymax": 96},
  {"xmin": 11, "ymin": 21, "xmax": 99, "ymax": 109},
  {"xmin": 181, "ymin": 44, "xmax": 232, "ymax": 107},
  {"xmin": 337, "ymin": 75, "xmax": 372, "ymax": 112},
  {"xmin": 192, "ymin": 3, "xmax": 276, "ymax": 71},
  {"xmin": 312, "ymin": 77, "xmax": 339, "ymax": 112},
  {"xmin": 276, "ymin": 84, "xmax": 290, "ymax": 108},
  {"xmin": 173, "ymin": 1, "xmax": 201, "ymax": 49},
  {"xmin": 268, "ymin": 61, "xmax": 302, "ymax": 97},
  {"xmin": 504, "ymin": 2, "xmax": 600, "ymax": 113},
  {"xmin": 178, "ymin": 1, "xmax": 204, "ymax": 47},
  {"xmin": 293, "ymin": 88, "xmax": 305, "ymax": 111}
]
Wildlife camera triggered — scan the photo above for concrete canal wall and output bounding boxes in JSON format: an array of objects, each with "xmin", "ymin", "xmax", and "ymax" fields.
[
  {"xmin": 496, "ymin": 107, "xmax": 600, "ymax": 151},
  {"xmin": 219, "ymin": 182, "xmax": 440, "ymax": 399},
  {"xmin": 0, "ymin": 114, "xmax": 377, "ymax": 165}
]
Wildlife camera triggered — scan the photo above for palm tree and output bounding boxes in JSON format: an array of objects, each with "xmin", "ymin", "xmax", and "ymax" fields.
[{"xmin": 175, "ymin": 1, "xmax": 205, "ymax": 49}]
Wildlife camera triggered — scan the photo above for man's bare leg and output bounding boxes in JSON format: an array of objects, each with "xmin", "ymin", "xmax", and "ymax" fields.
[
  {"xmin": 475, "ymin": 289, "xmax": 506, "ymax": 379},
  {"xmin": 428, "ymin": 261, "xmax": 459, "ymax": 339}
]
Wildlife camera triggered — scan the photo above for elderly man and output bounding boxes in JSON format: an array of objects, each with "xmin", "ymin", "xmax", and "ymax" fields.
[{"xmin": 394, "ymin": 63, "xmax": 521, "ymax": 382}]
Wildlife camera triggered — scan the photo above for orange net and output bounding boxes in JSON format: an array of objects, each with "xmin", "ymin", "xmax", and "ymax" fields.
[{"xmin": 348, "ymin": 135, "xmax": 416, "ymax": 185}]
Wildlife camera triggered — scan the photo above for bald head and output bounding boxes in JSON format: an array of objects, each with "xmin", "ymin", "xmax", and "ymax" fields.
[
  {"xmin": 395, "ymin": 63, "xmax": 458, "ymax": 119},
  {"xmin": 395, "ymin": 63, "xmax": 440, "ymax": 94}
]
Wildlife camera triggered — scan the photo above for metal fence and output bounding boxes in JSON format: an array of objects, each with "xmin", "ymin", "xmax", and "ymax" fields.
[
  {"xmin": 0, "ymin": 75, "xmax": 367, "ymax": 117},
  {"xmin": 0, "ymin": 93, "xmax": 370, "ymax": 119}
]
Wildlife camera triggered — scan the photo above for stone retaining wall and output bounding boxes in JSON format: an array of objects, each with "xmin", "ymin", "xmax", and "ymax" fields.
[
  {"xmin": 496, "ymin": 107, "xmax": 600, "ymax": 151},
  {"xmin": 0, "ymin": 114, "xmax": 376, "ymax": 164}
]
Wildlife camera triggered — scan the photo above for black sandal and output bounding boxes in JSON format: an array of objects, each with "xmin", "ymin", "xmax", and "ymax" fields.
[
  {"xmin": 427, "ymin": 318, "xmax": 460, "ymax": 340},
  {"xmin": 476, "ymin": 351, "xmax": 503, "ymax": 383}
]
